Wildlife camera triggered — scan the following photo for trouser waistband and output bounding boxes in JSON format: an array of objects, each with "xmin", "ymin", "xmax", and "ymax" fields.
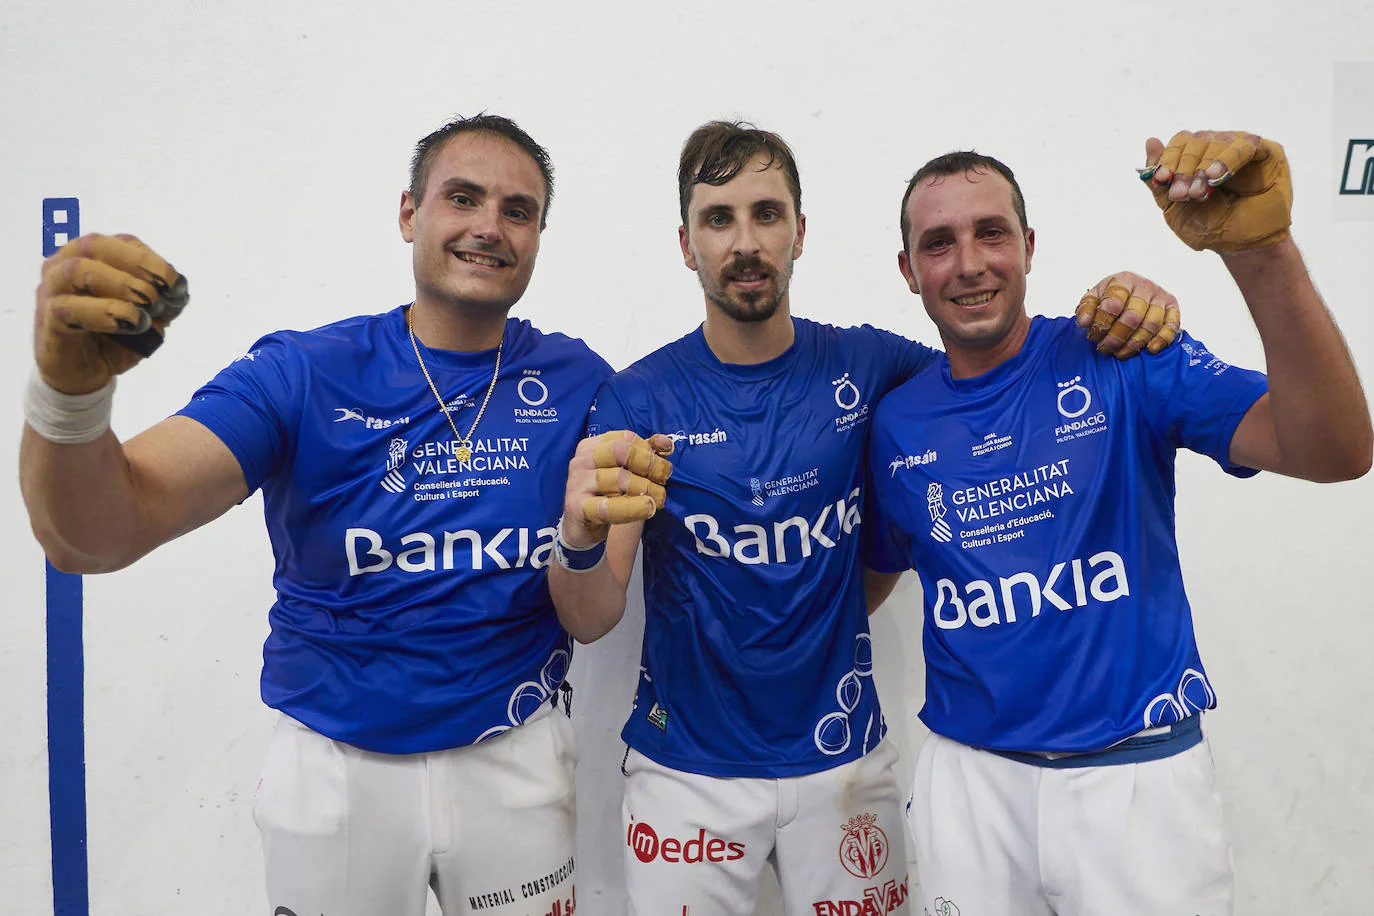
[{"xmin": 981, "ymin": 714, "xmax": 1202, "ymax": 769}]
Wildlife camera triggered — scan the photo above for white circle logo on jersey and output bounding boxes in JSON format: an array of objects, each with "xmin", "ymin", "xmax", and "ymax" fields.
[
  {"xmin": 832, "ymin": 373, "xmax": 861, "ymax": 410},
  {"xmin": 541, "ymin": 649, "xmax": 571, "ymax": 693},
  {"xmin": 853, "ymin": 634, "xmax": 873, "ymax": 676},
  {"xmin": 508, "ymin": 681, "xmax": 547, "ymax": 724},
  {"xmin": 814, "ymin": 712, "xmax": 851, "ymax": 756},
  {"xmin": 1056, "ymin": 376, "xmax": 1092, "ymax": 419},
  {"xmin": 837, "ymin": 671, "xmax": 863, "ymax": 713},
  {"xmin": 1177, "ymin": 668, "xmax": 1216, "ymax": 713},
  {"xmin": 518, "ymin": 376, "xmax": 549, "ymax": 406}
]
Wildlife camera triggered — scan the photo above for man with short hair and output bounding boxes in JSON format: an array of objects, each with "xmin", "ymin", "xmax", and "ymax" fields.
[
  {"xmin": 548, "ymin": 120, "xmax": 1178, "ymax": 915},
  {"xmin": 22, "ymin": 114, "xmax": 600, "ymax": 915},
  {"xmin": 865, "ymin": 131, "xmax": 1372, "ymax": 915}
]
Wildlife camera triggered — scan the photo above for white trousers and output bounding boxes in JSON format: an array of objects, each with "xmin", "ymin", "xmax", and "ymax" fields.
[
  {"xmin": 253, "ymin": 704, "xmax": 578, "ymax": 916},
  {"xmin": 908, "ymin": 732, "xmax": 1234, "ymax": 916},
  {"xmin": 623, "ymin": 739, "xmax": 912, "ymax": 916}
]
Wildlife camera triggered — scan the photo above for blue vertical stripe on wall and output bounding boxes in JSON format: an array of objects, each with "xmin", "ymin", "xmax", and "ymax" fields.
[{"xmin": 42, "ymin": 197, "xmax": 90, "ymax": 916}]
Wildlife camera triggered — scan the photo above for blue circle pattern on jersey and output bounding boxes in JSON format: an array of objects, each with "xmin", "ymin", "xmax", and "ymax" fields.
[
  {"xmin": 477, "ymin": 646, "xmax": 571, "ymax": 742},
  {"xmin": 814, "ymin": 634, "xmax": 877, "ymax": 756},
  {"xmin": 1142, "ymin": 668, "xmax": 1216, "ymax": 728}
]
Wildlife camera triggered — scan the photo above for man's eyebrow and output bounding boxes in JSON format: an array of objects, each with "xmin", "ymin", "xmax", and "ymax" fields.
[
  {"xmin": 752, "ymin": 198, "xmax": 788, "ymax": 211},
  {"xmin": 435, "ymin": 178, "xmax": 540, "ymax": 213},
  {"xmin": 436, "ymin": 177, "xmax": 486, "ymax": 197},
  {"xmin": 918, "ymin": 215, "xmax": 1014, "ymax": 239},
  {"xmin": 501, "ymin": 192, "xmax": 541, "ymax": 213}
]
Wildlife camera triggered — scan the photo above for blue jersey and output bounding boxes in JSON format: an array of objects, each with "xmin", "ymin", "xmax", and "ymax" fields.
[
  {"xmin": 865, "ymin": 316, "xmax": 1268, "ymax": 753},
  {"xmin": 590, "ymin": 318, "xmax": 937, "ymax": 777},
  {"xmin": 178, "ymin": 306, "xmax": 611, "ymax": 754}
]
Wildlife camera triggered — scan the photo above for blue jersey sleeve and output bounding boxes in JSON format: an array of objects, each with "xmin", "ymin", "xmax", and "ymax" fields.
[
  {"xmin": 584, "ymin": 376, "xmax": 644, "ymax": 439},
  {"xmin": 862, "ymin": 419, "xmax": 914, "ymax": 573},
  {"xmin": 1134, "ymin": 331, "xmax": 1269, "ymax": 476},
  {"xmin": 176, "ymin": 334, "xmax": 304, "ymax": 492},
  {"xmin": 863, "ymin": 325, "xmax": 940, "ymax": 395}
]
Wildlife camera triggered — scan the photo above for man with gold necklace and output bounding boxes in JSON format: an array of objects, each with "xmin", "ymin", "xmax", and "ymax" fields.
[{"xmin": 20, "ymin": 114, "xmax": 643, "ymax": 915}]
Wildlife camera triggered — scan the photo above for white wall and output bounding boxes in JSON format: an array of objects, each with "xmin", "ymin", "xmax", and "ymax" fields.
[{"xmin": 3, "ymin": 2, "xmax": 1372, "ymax": 914}]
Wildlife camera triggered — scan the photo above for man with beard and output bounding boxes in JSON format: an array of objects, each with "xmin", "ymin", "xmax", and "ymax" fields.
[
  {"xmin": 21, "ymin": 114, "xmax": 604, "ymax": 915},
  {"xmin": 863, "ymin": 131, "xmax": 1371, "ymax": 915},
  {"xmin": 547, "ymin": 120, "xmax": 1179, "ymax": 914}
]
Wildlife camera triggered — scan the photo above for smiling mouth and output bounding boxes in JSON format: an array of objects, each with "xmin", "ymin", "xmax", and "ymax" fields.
[
  {"xmin": 952, "ymin": 291, "xmax": 996, "ymax": 306},
  {"xmin": 453, "ymin": 251, "xmax": 509, "ymax": 268}
]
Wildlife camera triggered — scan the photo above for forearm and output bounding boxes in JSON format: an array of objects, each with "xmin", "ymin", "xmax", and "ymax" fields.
[
  {"xmin": 864, "ymin": 567, "xmax": 903, "ymax": 616},
  {"xmin": 549, "ymin": 561, "xmax": 630, "ymax": 643},
  {"xmin": 1223, "ymin": 238, "xmax": 1373, "ymax": 480},
  {"xmin": 21, "ymin": 426, "xmax": 147, "ymax": 572}
]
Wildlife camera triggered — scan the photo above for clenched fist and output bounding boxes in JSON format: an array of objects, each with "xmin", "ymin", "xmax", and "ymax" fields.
[
  {"xmin": 561, "ymin": 430, "xmax": 675, "ymax": 547},
  {"xmin": 1140, "ymin": 130, "xmax": 1292, "ymax": 252},
  {"xmin": 36, "ymin": 233, "xmax": 188, "ymax": 394}
]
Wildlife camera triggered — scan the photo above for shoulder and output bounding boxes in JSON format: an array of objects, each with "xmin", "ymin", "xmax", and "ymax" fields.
[
  {"xmin": 509, "ymin": 318, "xmax": 612, "ymax": 377},
  {"xmin": 245, "ymin": 307, "xmax": 401, "ymax": 365},
  {"xmin": 1032, "ymin": 314, "xmax": 1087, "ymax": 348},
  {"xmin": 609, "ymin": 330, "xmax": 698, "ymax": 388},
  {"xmin": 803, "ymin": 318, "xmax": 939, "ymax": 372}
]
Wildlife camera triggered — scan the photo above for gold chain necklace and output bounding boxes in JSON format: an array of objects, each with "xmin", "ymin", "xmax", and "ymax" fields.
[{"xmin": 406, "ymin": 306, "xmax": 502, "ymax": 464}]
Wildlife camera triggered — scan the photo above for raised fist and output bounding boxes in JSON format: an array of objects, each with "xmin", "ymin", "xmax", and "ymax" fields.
[
  {"xmin": 1140, "ymin": 130, "xmax": 1291, "ymax": 252},
  {"xmin": 35, "ymin": 233, "xmax": 188, "ymax": 394}
]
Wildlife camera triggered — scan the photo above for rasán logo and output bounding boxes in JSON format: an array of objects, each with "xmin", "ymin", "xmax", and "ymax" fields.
[{"xmin": 335, "ymin": 406, "xmax": 410, "ymax": 430}]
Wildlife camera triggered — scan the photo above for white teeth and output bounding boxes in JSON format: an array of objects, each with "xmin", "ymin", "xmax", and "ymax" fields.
[
  {"xmin": 457, "ymin": 252, "xmax": 503, "ymax": 267},
  {"xmin": 953, "ymin": 291, "xmax": 995, "ymax": 306}
]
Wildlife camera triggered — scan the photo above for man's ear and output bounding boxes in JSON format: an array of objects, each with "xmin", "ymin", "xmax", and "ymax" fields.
[
  {"xmin": 679, "ymin": 225, "xmax": 697, "ymax": 271},
  {"xmin": 897, "ymin": 250, "xmax": 920, "ymax": 294},
  {"xmin": 399, "ymin": 191, "xmax": 417, "ymax": 243}
]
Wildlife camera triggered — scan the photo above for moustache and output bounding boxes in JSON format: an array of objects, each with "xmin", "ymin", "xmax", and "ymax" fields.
[{"xmin": 722, "ymin": 257, "xmax": 772, "ymax": 280}]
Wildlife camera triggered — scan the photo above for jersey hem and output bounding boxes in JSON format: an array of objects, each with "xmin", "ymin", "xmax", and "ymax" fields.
[{"xmin": 622, "ymin": 734, "xmax": 868, "ymax": 778}]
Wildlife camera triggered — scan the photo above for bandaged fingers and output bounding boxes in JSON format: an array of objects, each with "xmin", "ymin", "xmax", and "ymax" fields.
[
  {"xmin": 45, "ymin": 234, "xmax": 186, "ymax": 308},
  {"xmin": 1143, "ymin": 130, "xmax": 1263, "ymax": 201},
  {"xmin": 594, "ymin": 466, "xmax": 667, "ymax": 503},
  {"xmin": 1077, "ymin": 272, "xmax": 1180, "ymax": 357},
  {"xmin": 588, "ymin": 430, "xmax": 674, "ymax": 485},
  {"xmin": 36, "ymin": 234, "xmax": 189, "ymax": 391},
  {"xmin": 565, "ymin": 430, "xmax": 675, "ymax": 540}
]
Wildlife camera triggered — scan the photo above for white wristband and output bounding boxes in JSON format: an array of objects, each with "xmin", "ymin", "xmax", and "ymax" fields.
[{"xmin": 24, "ymin": 370, "xmax": 115, "ymax": 444}]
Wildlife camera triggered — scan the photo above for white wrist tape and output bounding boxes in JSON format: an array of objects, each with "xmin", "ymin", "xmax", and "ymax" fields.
[{"xmin": 24, "ymin": 370, "xmax": 115, "ymax": 444}]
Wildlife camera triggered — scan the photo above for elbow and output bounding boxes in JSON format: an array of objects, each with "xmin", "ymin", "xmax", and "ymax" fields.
[
  {"xmin": 30, "ymin": 524, "xmax": 124, "ymax": 575},
  {"xmin": 1323, "ymin": 431, "xmax": 1373, "ymax": 482},
  {"xmin": 570, "ymin": 626, "xmax": 612, "ymax": 645},
  {"xmin": 40, "ymin": 543, "xmax": 110, "ymax": 575},
  {"xmin": 552, "ymin": 595, "xmax": 624, "ymax": 645},
  {"xmin": 1301, "ymin": 445, "xmax": 1372, "ymax": 483},
  {"xmin": 561, "ymin": 615, "xmax": 619, "ymax": 645},
  {"xmin": 1337, "ymin": 445, "xmax": 1373, "ymax": 482}
]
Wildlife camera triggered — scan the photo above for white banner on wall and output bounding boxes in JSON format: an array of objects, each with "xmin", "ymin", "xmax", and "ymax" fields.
[{"xmin": 1334, "ymin": 62, "xmax": 1374, "ymax": 220}]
